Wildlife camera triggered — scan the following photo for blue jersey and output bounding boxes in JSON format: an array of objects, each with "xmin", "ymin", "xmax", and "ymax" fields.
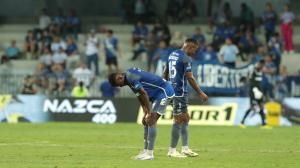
[
  {"xmin": 125, "ymin": 68, "xmax": 174, "ymax": 101},
  {"xmin": 104, "ymin": 37, "xmax": 118, "ymax": 59},
  {"xmin": 166, "ymin": 49, "xmax": 192, "ymax": 96}
]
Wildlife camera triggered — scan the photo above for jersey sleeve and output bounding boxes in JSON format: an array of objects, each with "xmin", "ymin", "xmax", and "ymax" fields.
[
  {"xmin": 126, "ymin": 71, "xmax": 143, "ymax": 96},
  {"xmin": 183, "ymin": 56, "xmax": 192, "ymax": 73}
]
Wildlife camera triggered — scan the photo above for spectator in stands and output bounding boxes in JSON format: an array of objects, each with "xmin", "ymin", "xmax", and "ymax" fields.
[
  {"xmin": 212, "ymin": 20, "xmax": 235, "ymax": 49},
  {"xmin": 65, "ymin": 36, "xmax": 79, "ymax": 70},
  {"xmin": 85, "ymin": 29, "xmax": 100, "ymax": 76},
  {"xmin": 104, "ymin": 29, "xmax": 121, "ymax": 74},
  {"xmin": 38, "ymin": 8, "xmax": 51, "ymax": 31},
  {"xmin": 218, "ymin": 2, "xmax": 233, "ymax": 24},
  {"xmin": 263, "ymin": 54, "xmax": 277, "ymax": 99},
  {"xmin": 152, "ymin": 21, "xmax": 171, "ymax": 45},
  {"xmin": 132, "ymin": 20, "xmax": 149, "ymax": 45},
  {"xmin": 131, "ymin": 21, "xmax": 148, "ymax": 60},
  {"xmin": 34, "ymin": 63, "xmax": 50, "ymax": 90},
  {"xmin": 49, "ymin": 63, "xmax": 70, "ymax": 96},
  {"xmin": 39, "ymin": 47, "xmax": 52, "ymax": 70},
  {"xmin": 51, "ymin": 35, "xmax": 67, "ymax": 53},
  {"xmin": 71, "ymin": 81, "xmax": 90, "ymax": 97},
  {"xmin": 144, "ymin": 31, "xmax": 157, "ymax": 71},
  {"xmin": 21, "ymin": 75, "xmax": 37, "ymax": 94},
  {"xmin": 65, "ymin": 36, "xmax": 78, "ymax": 56},
  {"xmin": 24, "ymin": 30, "xmax": 38, "ymax": 56},
  {"xmin": 239, "ymin": 3, "xmax": 255, "ymax": 33},
  {"xmin": 100, "ymin": 79, "xmax": 118, "ymax": 97},
  {"xmin": 66, "ymin": 9, "xmax": 81, "ymax": 40},
  {"xmin": 152, "ymin": 40, "xmax": 170, "ymax": 70},
  {"xmin": 191, "ymin": 27, "xmax": 206, "ymax": 46},
  {"xmin": 52, "ymin": 47, "xmax": 67, "ymax": 67},
  {"xmin": 53, "ymin": 8, "xmax": 66, "ymax": 35},
  {"xmin": 280, "ymin": 4, "xmax": 295, "ymax": 54},
  {"xmin": 268, "ymin": 32, "xmax": 282, "ymax": 73},
  {"xmin": 72, "ymin": 62, "xmax": 94, "ymax": 89},
  {"xmin": 238, "ymin": 30, "xmax": 259, "ymax": 61},
  {"xmin": 252, "ymin": 45, "xmax": 266, "ymax": 63},
  {"xmin": 165, "ymin": 0, "xmax": 181, "ymax": 23},
  {"xmin": 39, "ymin": 30, "xmax": 52, "ymax": 50},
  {"xmin": 219, "ymin": 38, "xmax": 239, "ymax": 68},
  {"xmin": 261, "ymin": 3, "xmax": 277, "ymax": 43},
  {"xmin": 197, "ymin": 44, "xmax": 218, "ymax": 62},
  {"xmin": 274, "ymin": 66, "xmax": 289, "ymax": 101},
  {"xmin": 5, "ymin": 40, "xmax": 21, "ymax": 60},
  {"xmin": 180, "ymin": 0, "xmax": 197, "ymax": 22},
  {"xmin": 134, "ymin": 0, "xmax": 146, "ymax": 22}
]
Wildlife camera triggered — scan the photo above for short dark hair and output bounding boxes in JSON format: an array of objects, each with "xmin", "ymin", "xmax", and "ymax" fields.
[
  {"xmin": 259, "ymin": 59, "xmax": 265, "ymax": 65},
  {"xmin": 108, "ymin": 73, "xmax": 117, "ymax": 87},
  {"xmin": 107, "ymin": 29, "xmax": 113, "ymax": 34},
  {"xmin": 184, "ymin": 38, "xmax": 199, "ymax": 46}
]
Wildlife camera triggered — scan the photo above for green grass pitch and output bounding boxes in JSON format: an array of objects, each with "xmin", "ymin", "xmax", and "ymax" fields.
[{"xmin": 0, "ymin": 123, "xmax": 299, "ymax": 168}]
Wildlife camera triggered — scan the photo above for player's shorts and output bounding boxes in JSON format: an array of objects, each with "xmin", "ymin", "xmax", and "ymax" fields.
[
  {"xmin": 106, "ymin": 57, "xmax": 118, "ymax": 65},
  {"xmin": 151, "ymin": 83, "xmax": 174, "ymax": 115},
  {"xmin": 172, "ymin": 95, "xmax": 188, "ymax": 115}
]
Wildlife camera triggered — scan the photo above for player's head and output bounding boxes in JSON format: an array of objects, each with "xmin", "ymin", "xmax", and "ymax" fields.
[
  {"xmin": 255, "ymin": 59, "xmax": 265, "ymax": 70},
  {"xmin": 107, "ymin": 29, "xmax": 113, "ymax": 37},
  {"xmin": 182, "ymin": 38, "xmax": 199, "ymax": 56},
  {"xmin": 108, "ymin": 72, "xmax": 126, "ymax": 87}
]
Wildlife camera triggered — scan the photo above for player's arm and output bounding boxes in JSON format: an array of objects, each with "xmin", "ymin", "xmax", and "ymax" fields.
[
  {"xmin": 186, "ymin": 72, "xmax": 208, "ymax": 102},
  {"xmin": 136, "ymin": 88, "xmax": 151, "ymax": 115}
]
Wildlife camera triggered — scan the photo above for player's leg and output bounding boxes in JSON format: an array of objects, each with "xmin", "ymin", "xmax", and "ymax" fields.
[
  {"xmin": 168, "ymin": 97, "xmax": 187, "ymax": 158},
  {"xmin": 258, "ymin": 101, "xmax": 266, "ymax": 126},
  {"xmin": 241, "ymin": 100, "xmax": 255, "ymax": 125},
  {"xmin": 180, "ymin": 112, "xmax": 198, "ymax": 157},
  {"xmin": 133, "ymin": 119, "xmax": 149, "ymax": 160},
  {"xmin": 136, "ymin": 98, "xmax": 164, "ymax": 160}
]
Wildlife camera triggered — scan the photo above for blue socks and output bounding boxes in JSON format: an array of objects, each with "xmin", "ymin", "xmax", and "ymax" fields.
[
  {"xmin": 171, "ymin": 123, "xmax": 189, "ymax": 148},
  {"xmin": 181, "ymin": 123, "xmax": 189, "ymax": 147},
  {"xmin": 147, "ymin": 126, "xmax": 157, "ymax": 150},
  {"xmin": 170, "ymin": 123, "xmax": 181, "ymax": 148},
  {"xmin": 143, "ymin": 125, "xmax": 148, "ymax": 150}
]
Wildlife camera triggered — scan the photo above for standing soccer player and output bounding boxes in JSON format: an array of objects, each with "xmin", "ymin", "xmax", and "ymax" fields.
[
  {"xmin": 104, "ymin": 29, "xmax": 121, "ymax": 74},
  {"xmin": 108, "ymin": 68, "xmax": 174, "ymax": 160},
  {"xmin": 163, "ymin": 38, "xmax": 208, "ymax": 157},
  {"xmin": 240, "ymin": 60, "xmax": 268, "ymax": 127}
]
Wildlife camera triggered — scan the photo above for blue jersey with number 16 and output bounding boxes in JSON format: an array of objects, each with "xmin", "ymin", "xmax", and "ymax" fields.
[{"xmin": 166, "ymin": 49, "xmax": 192, "ymax": 96}]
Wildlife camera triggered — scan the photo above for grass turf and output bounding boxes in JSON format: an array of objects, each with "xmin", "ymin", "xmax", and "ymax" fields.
[{"xmin": 0, "ymin": 123, "xmax": 299, "ymax": 168}]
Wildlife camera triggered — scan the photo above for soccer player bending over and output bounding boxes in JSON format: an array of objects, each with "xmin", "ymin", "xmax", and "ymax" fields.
[
  {"xmin": 163, "ymin": 38, "xmax": 208, "ymax": 158},
  {"xmin": 108, "ymin": 67, "xmax": 175, "ymax": 160},
  {"xmin": 240, "ymin": 60, "xmax": 270, "ymax": 128}
]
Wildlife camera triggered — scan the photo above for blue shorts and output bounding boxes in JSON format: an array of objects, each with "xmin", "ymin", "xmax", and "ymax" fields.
[
  {"xmin": 172, "ymin": 95, "xmax": 188, "ymax": 115},
  {"xmin": 151, "ymin": 83, "xmax": 174, "ymax": 115}
]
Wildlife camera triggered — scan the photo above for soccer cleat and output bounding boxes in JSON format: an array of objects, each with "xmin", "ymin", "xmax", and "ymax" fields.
[
  {"xmin": 181, "ymin": 149, "xmax": 199, "ymax": 157},
  {"xmin": 132, "ymin": 150, "xmax": 148, "ymax": 160},
  {"xmin": 239, "ymin": 124, "xmax": 246, "ymax": 128},
  {"xmin": 136, "ymin": 153, "xmax": 154, "ymax": 160},
  {"xmin": 167, "ymin": 150, "xmax": 187, "ymax": 158}
]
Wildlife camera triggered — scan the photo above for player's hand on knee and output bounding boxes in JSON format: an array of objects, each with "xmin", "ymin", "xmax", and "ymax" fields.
[
  {"xmin": 142, "ymin": 114, "xmax": 147, "ymax": 126},
  {"xmin": 145, "ymin": 113, "xmax": 157, "ymax": 126}
]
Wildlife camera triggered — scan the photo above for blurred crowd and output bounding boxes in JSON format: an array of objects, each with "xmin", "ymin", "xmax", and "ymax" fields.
[{"xmin": 0, "ymin": 1, "xmax": 299, "ymax": 99}]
